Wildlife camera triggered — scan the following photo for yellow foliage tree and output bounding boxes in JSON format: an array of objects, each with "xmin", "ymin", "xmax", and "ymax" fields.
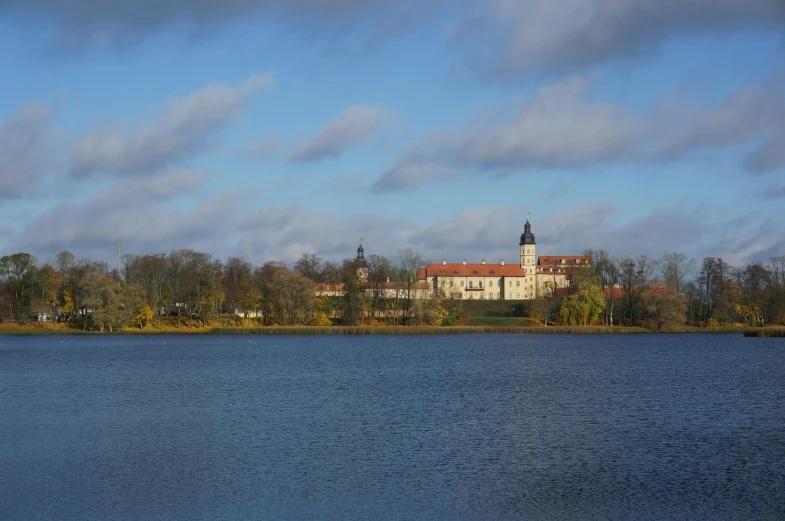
[
  {"xmin": 133, "ymin": 304, "xmax": 154, "ymax": 330},
  {"xmin": 311, "ymin": 310, "xmax": 333, "ymax": 326},
  {"xmin": 63, "ymin": 289, "xmax": 74, "ymax": 315}
]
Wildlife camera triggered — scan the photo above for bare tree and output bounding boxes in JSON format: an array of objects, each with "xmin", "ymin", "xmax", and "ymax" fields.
[
  {"xmin": 294, "ymin": 253, "xmax": 323, "ymax": 282},
  {"xmin": 658, "ymin": 252, "xmax": 696, "ymax": 294}
]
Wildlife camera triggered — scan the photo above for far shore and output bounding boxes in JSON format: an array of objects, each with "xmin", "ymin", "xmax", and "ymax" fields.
[{"xmin": 2, "ymin": 322, "xmax": 780, "ymax": 336}]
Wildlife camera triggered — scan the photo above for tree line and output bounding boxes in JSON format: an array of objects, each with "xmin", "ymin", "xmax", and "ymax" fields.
[
  {"xmin": 2, "ymin": 248, "xmax": 785, "ymax": 329},
  {"xmin": 531, "ymin": 250, "xmax": 785, "ymax": 328},
  {"xmin": 0, "ymin": 248, "xmax": 442, "ymax": 330}
]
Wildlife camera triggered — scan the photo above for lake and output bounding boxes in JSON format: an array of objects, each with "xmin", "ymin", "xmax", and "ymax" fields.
[{"xmin": 1, "ymin": 333, "xmax": 783, "ymax": 520}]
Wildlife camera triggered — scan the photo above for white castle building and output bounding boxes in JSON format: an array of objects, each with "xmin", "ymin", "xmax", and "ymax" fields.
[{"xmin": 417, "ymin": 220, "xmax": 590, "ymax": 300}]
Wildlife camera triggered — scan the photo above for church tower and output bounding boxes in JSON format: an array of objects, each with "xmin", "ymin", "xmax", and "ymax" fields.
[
  {"xmin": 519, "ymin": 220, "xmax": 536, "ymax": 273},
  {"xmin": 355, "ymin": 240, "xmax": 369, "ymax": 281}
]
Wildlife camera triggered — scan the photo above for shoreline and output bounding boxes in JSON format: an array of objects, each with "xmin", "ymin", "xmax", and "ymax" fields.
[{"xmin": 1, "ymin": 324, "xmax": 775, "ymax": 335}]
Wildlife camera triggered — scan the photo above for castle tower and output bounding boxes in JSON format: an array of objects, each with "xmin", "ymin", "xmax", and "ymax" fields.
[
  {"xmin": 356, "ymin": 240, "xmax": 369, "ymax": 281},
  {"xmin": 519, "ymin": 219, "xmax": 536, "ymax": 273}
]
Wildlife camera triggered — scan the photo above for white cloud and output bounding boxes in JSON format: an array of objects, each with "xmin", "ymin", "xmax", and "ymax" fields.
[
  {"xmin": 373, "ymin": 73, "xmax": 785, "ymax": 190},
  {"xmin": 0, "ymin": 105, "xmax": 55, "ymax": 198},
  {"xmin": 69, "ymin": 72, "xmax": 275, "ymax": 177},
  {"xmin": 289, "ymin": 105, "xmax": 393, "ymax": 163},
  {"xmin": 456, "ymin": 0, "xmax": 785, "ymax": 77}
]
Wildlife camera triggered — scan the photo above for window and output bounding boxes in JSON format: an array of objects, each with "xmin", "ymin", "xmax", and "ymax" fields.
[
  {"xmin": 489, "ymin": 293, "xmax": 494, "ymax": 300},
  {"xmin": 449, "ymin": 280, "xmax": 453, "ymax": 288},
  {"xmin": 516, "ymin": 292, "xmax": 520, "ymax": 299},
  {"xmin": 497, "ymin": 292, "xmax": 501, "ymax": 299},
  {"xmin": 469, "ymin": 281, "xmax": 473, "ymax": 289},
  {"xmin": 516, "ymin": 281, "xmax": 520, "ymax": 287},
  {"xmin": 508, "ymin": 292, "xmax": 512, "ymax": 298},
  {"xmin": 469, "ymin": 293, "xmax": 474, "ymax": 299},
  {"xmin": 460, "ymin": 281, "xmax": 464, "ymax": 287},
  {"xmin": 489, "ymin": 281, "xmax": 493, "ymax": 287},
  {"xmin": 479, "ymin": 281, "xmax": 483, "ymax": 289},
  {"xmin": 509, "ymin": 281, "xmax": 512, "ymax": 287},
  {"xmin": 480, "ymin": 293, "xmax": 485, "ymax": 300}
]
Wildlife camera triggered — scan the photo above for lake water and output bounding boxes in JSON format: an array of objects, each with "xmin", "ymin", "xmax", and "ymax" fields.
[{"xmin": 1, "ymin": 333, "xmax": 783, "ymax": 520}]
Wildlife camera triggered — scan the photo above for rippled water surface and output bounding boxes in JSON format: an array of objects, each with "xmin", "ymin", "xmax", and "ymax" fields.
[{"xmin": 1, "ymin": 333, "xmax": 784, "ymax": 520}]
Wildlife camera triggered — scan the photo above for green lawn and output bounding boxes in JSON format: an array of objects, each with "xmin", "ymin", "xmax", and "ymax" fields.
[
  {"xmin": 466, "ymin": 316, "xmax": 538, "ymax": 327},
  {"xmin": 461, "ymin": 299, "xmax": 531, "ymax": 318}
]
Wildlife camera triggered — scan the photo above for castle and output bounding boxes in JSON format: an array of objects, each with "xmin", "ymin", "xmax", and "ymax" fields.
[{"xmin": 417, "ymin": 220, "xmax": 590, "ymax": 300}]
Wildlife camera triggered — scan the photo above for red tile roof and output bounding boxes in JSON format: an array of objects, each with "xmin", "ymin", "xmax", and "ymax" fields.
[
  {"xmin": 537, "ymin": 256, "xmax": 590, "ymax": 266},
  {"xmin": 423, "ymin": 263, "xmax": 528, "ymax": 278}
]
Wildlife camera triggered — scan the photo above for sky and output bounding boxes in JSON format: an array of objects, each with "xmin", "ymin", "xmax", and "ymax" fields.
[{"xmin": 1, "ymin": 0, "xmax": 784, "ymax": 269}]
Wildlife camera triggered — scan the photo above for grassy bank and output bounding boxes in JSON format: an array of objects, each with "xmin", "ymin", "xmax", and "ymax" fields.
[
  {"xmin": 208, "ymin": 326, "xmax": 652, "ymax": 335},
  {"xmin": 0, "ymin": 320, "xmax": 760, "ymax": 335}
]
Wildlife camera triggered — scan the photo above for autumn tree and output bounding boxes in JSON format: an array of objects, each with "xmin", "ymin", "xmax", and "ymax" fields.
[
  {"xmin": 658, "ymin": 253, "xmax": 696, "ymax": 295},
  {"xmin": 294, "ymin": 253, "xmax": 323, "ymax": 283},
  {"xmin": 339, "ymin": 259, "xmax": 363, "ymax": 326},
  {"xmin": 641, "ymin": 281, "xmax": 687, "ymax": 330},
  {"xmin": 530, "ymin": 276, "xmax": 560, "ymax": 326},
  {"xmin": 396, "ymin": 248, "xmax": 424, "ymax": 325},
  {"xmin": 0, "ymin": 253, "xmax": 40, "ymax": 321}
]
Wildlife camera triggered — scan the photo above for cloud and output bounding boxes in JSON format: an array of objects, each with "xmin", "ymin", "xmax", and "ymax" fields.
[
  {"xmin": 372, "ymin": 162, "xmax": 453, "ymax": 192},
  {"xmin": 449, "ymin": 75, "xmax": 644, "ymax": 169},
  {"xmin": 455, "ymin": 0, "xmax": 785, "ymax": 77},
  {"xmin": 69, "ymin": 72, "xmax": 274, "ymax": 178},
  {"xmin": 289, "ymin": 105, "xmax": 392, "ymax": 163},
  {"xmin": 91, "ymin": 169, "xmax": 210, "ymax": 207},
  {"xmin": 8, "ymin": 186, "xmax": 784, "ymax": 268},
  {"xmin": 374, "ymin": 73, "xmax": 785, "ymax": 189},
  {"xmin": 0, "ymin": 105, "xmax": 54, "ymax": 199},
  {"xmin": 764, "ymin": 184, "xmax": 785, "ymax": 199},
  {"xmin": 661, "ymin": 75, "xmax": 785, "ymax": 169},
  {"xmin": 16, "ymin": 170, "xmax": 233, "ymax": 259},
  {"xmin": 0, "ymin": 0, "xmax": 437, "ymax": 51},
  {"xmin": 243, "ymin": 138, "xmax": 282, "ymax": 160},
  {"xmin": 544, "ymin": 181, "xmax": 569, "ymax": 198},
  {"xmin": 745, "ymin": 134, "xmax": 785, "ymax": 173}
]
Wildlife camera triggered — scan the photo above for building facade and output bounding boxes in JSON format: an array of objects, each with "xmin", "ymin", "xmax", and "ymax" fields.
[{"xmin": 417, "ymin": 220, "xmax": 590, "ymax": 300}]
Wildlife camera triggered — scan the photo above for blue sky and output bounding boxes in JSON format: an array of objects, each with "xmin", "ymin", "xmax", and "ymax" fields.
[{"xmin": 1, "ymin": 0, "xmax": 784, "ymax": 268}]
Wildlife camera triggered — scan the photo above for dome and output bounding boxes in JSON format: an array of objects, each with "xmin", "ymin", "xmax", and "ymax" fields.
[{"xmin": 519, "ymin": 219, "xmax": 536, "ymax": 246}]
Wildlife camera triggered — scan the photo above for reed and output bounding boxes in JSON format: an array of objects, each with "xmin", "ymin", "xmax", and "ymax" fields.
[
  {"xmin": 743, "ymin": 327, "xmax": 785, "ymax": 338},
  {"xmin": 208, "ymin": 326, "xmax": 650, "ymax": 335}
]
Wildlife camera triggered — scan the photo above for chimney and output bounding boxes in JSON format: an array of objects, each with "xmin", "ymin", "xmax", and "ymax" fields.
[
  {"xmin": 462, "ymin": 259, "xmax": 466, "ymax": 266},
  {"xmin": 500, "ymin": 259, "xmax": 505, "ymax": 266},
  {"xmin": 481, "ymin": 259, "xmax": 486, "ymax": 265},
  {"xmin": 442, "ymin": 259, "xmax": 447, "ymax": 265}
]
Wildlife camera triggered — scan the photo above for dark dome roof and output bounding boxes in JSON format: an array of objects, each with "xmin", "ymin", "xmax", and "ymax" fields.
[{"xmin": 519, "ymin": 219, "xmax": 536, "ymax": 246}]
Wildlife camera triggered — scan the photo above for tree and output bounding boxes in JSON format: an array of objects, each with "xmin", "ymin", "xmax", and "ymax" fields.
[
  {"xmin": 721, "ymin": 279, "xmax": 744, "ymax": 325},
  {"xmin": 585, "ymin": 249, "xmax": 619, "ymax": 325},
  {"xmin": 560, "ymin": 275, "xmax": 604, "ymax": 326},
  {"xmin": 396, "ymin": 248, "xmax": 424, "ymax": 325},
  {"xmin": 641, "ymin": 282, "xmax": 687, "ymax": 330},
  {"xmin": 222, "ymin": 257, "xmax": 252, "ymax": 316},
  {"xmin": 0, "ymin": 253, "xmax": 39, "ymax": 321},
  {"xmin": 658, "ymin": 253, "xmax": 695, "ymax": 295},
  {"xmin": 294, "ymin": 253, "xmax": 323, "ymax": 282},
  {"xmin": 125, "ymin": 254, "xmax": 167, "ymax": 315},
  {"xmin": 530, "ymin": 277, "xmax": 560, "ymax": 326},
  {"xmin": 340, "ymin": 259, "xmax": 364, "ymax": 326}
]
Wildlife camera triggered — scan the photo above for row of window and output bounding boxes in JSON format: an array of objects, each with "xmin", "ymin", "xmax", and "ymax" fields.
[
  {"xmin": 466, "ymin": 292, "xmax": 529, "ymax": 300},
  {"xmin": 450, "ymin": 279, "xmax": 535, "ymax": 289}
]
